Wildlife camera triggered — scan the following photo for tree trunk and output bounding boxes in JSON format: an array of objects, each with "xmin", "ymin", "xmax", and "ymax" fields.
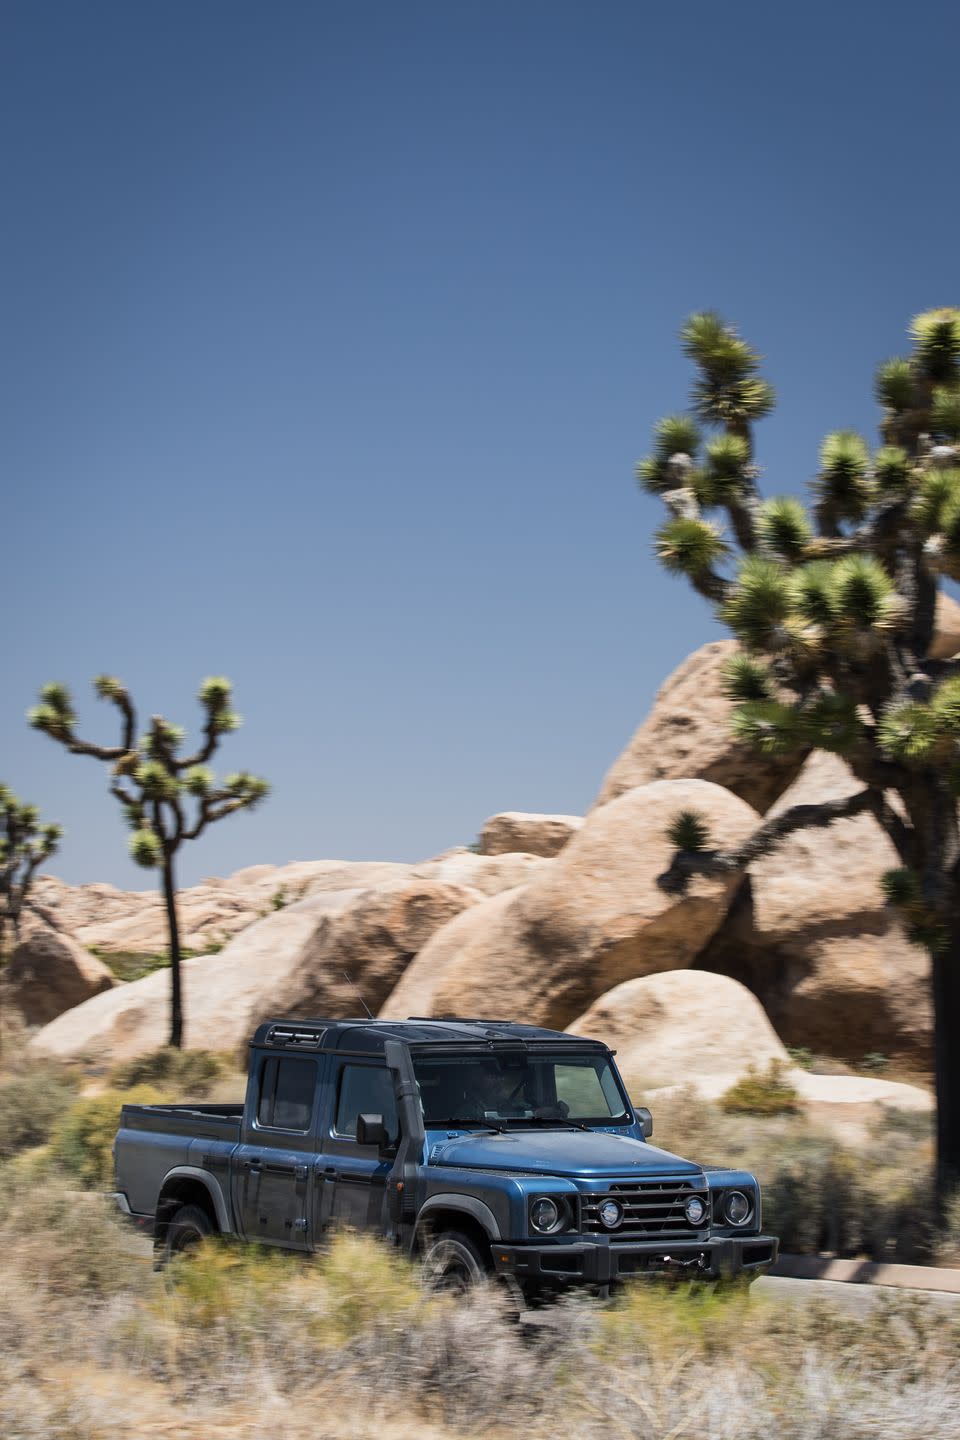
[
  {"xmin": 932, "ymin": 918, "xmax": 960, "ymax": 1204},
  {"xmin": 161, "ymin": 856, "xmax": 184, "ymax": 1049}
]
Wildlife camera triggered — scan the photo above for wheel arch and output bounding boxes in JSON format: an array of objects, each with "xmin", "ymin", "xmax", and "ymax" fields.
[
  {"xmin": 154, "ymin": 1166, "xmax": 231, "ymax": 1245},
  {"xmin": 414, "ymin": 1194, "xmax": 501, "ymax": 1259}
]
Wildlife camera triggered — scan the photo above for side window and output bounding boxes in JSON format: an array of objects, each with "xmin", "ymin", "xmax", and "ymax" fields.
[
  {"xmin": 257, "ymin": 1056, "xmax": 316, "ymax": 1132},
  {"xmin": 335, "ymin": 1065, "xmax": 399, "ymax": 1144}
]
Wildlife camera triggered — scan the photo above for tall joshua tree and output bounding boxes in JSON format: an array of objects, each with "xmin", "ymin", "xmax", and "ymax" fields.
[
  {"xmin": 29, "ymin": 676, "xmax": 269, "ymax": 1047},
  {"xmin": 639, "ymin": 307, "xmax": 960, "ymax": 1201},
  {"xmin": 0, "ymin": 785, "xmax": 62, "ymax": 957}
]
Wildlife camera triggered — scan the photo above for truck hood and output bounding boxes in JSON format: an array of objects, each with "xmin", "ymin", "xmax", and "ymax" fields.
[{"xmin": 428, "ymin": 1129, "xmax": 702, "ymax": 1179}]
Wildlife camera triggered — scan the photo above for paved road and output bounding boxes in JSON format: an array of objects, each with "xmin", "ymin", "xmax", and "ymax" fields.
[{"xmin": 755, "ymin": 1274, "xmax": 960, "ymax": 1314}]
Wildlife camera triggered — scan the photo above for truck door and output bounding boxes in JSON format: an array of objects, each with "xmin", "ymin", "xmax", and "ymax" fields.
[
  {"xmin": 317, "ymin": 1059, "xmax": 399, "ymax": 1236},
  {"xmin": 236, "ymin": 1052, "xmax": 320, "ymax": 1250}
]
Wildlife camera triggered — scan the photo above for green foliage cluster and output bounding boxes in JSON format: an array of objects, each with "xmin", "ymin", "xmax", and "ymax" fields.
[
  {"xmin": 719, "ymin": 1060, "xmax": 801, "ymax": 1117},
  {"xmin": 49, "ymin": 1085, "xmax": 162, "ymax": 1189},
  {"xmin": 0, "ymin": 1061, "xmax": 79, "ymax": 1160},
  {"xmin": 109, "ymin": 1047, "xmax": 233, "ymax": 1097}
]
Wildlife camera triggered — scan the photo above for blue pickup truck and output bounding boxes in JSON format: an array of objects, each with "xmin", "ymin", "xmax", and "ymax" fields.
[{"xmin": 112, "ymin": 1017, "xmax": 778, "ymax": 1293}]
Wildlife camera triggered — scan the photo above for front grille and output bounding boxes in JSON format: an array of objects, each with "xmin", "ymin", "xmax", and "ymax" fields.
[{"xmin": 581, "ymin": 1180, "xmax": 710, "ymax": 1238}]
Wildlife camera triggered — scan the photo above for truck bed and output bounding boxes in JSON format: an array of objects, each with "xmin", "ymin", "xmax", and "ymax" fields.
[{"xmin": 120, "ymin": 1102, "xmax": 243, "ymax": 1143}]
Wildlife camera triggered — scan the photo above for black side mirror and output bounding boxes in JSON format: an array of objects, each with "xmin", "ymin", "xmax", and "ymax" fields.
[
  {"xmin": 356, "ymin": 1113, "xmax": 389, "ymax": 1150},
  {"xmin": 635, "ymin": 1106, "xmax": 653, "ymax": 1139}
]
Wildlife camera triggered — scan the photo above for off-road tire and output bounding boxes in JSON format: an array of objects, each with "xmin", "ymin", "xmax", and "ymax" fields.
[
  {"xmin": 421, "ymin": 1229, "xmax": 489, "ymax": 1294},
  {"xmin": 162, "ymin": 1203, "xmax": 215, "ymax": 1265}
]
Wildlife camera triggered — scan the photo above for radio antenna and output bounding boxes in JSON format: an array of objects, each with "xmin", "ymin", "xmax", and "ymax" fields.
[{"xmin": 342, "ymin": 970, "xmax": 375, "ymax": 1020}]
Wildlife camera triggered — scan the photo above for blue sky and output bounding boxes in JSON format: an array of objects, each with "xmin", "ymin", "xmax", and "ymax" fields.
[{"xmin": 4, "ymin": 0, "xmax": 959, "ymax": 887}]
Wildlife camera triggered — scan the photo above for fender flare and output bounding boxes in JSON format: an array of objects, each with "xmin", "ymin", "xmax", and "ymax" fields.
[
  {"xmin": 416, "ymin": 1193, "xmax": 501, "ymax": 1240},
  {"xmin": 157, "ymin": 1165, "xmax": 233, "ymax": 1234}
]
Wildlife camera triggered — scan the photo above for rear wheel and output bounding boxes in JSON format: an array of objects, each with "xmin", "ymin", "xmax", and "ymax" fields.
[
  {"xmin": 421, "ymin": 1230, "xmax": 489, "ymax": 1294},
  {"xmin": 162, "ymin": 1203, "xmax": 214, "ymax": 1265}
]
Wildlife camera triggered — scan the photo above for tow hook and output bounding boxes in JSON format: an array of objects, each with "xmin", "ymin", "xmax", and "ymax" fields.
[{"xmin": 662, "ymin": 1252, "xmax": 709, "ymax": 1270}]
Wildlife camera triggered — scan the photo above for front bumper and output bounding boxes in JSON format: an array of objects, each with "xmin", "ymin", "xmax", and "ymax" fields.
[{"xmin": 491, "ymin": 1234, "xmax": 779, "ymax": 1284}]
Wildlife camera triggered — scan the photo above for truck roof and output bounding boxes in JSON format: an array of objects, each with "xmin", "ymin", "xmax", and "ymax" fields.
[{"xmin": 250, "ymin": 1017, "xmax": 607, "ymax": 1055}]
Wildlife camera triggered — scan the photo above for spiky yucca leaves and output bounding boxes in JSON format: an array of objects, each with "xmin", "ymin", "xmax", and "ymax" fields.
[
  {"xmin": 636, "ymin": 414, "xmax": 702, "ymax": 494},
  {"xmin": 875, "ymin": 356, "xmax": 916, "ymax": 413},
  {"xmin": 756, "ymin": 497, "xmax": 813, "ymax": 561},
  {"xmin": 816, "ymin": 431, "xmax": 872, "ymax": 522},
  {"xmin": 790, "ymin": 560, "xmax": 838, "ymax": 628},
  {"xmin": 873, "ymin": 445, "xmax": 912, "ymax": 497},
  {"xmin": 721, "ymin": 557, "xmax": 795, "ymax": 650},
  {"xmin": 699, "ymin": 433, "xmax": 752, "ymax": 505},
  {"xmin": 830, "ymin": 555, "xmax": 903, "ymax": 638},
  {"xmin": 881, "ymin": 867, "xmax": 921, "ymax": 908},
  {"xmin": 878, "ymin": 700, "xmax": 941, "ymax": 764},
  {"xmin": 0, "ymin": 787, "xmax": 63, "ymax": 949},
  {"xmin": 681, "ymin": 312, "xmax": 775, "ymax": 430},
  {"xmin": 720, "ymin": 653, "xmax": 775, "ymax": 703},
  {"xmin": 129, "ymin": 827, "xmax": 163, "ymax": 869},
  {"xmin": 910, "ymin": 308, "xmax": 960, "ymax": 384},
  {"xmin": 655, "ymin": 517, "xmax": 727, "ymax": 577},
  {"xmin": 911, "ymin": 467, "xmax": 960, "ymax": 534},
  {"xmin": 653, "ymin": 414, "xmax": 701, "ymax": 460},
  {"xmin": 801, "ymin": 691, "xmax": 864, "ymax": 756},
  {"xmin": 730, "ymin": 699, "xmax": 805, "ymax": 755},
  {"xmin": 666, "ymin": 809, "xmax": 712, "ymax": 853},
  {"xmin": 27, "ymin": 681, "xmax": 77, "ymax": 741},
  {"xmin": 223, "ymin": 772, "xmax": 271, "ymax": 808},
  {"xmin": 931, "ymin": 386, "xmax": 960, "ymax": 441}
]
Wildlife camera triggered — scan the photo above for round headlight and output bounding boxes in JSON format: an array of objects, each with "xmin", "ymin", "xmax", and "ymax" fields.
[
  {"xmin": 723, "ymin": 1190, "xmax": 752, "ymax": 1226},
  {"xmin": 598, "ymin": 1199, "xmax": 623, "ymax": 1229},
  {"xmin": 530, "ymin": 1197, "xmax": 561, "ymax": 1233},
  {"xmin": 684, "ymin": 1195, "xmax": 707, "ymax": 1226}
]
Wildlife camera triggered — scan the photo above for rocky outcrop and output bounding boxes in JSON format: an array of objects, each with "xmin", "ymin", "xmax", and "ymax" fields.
[
  {"xmin": 382, "ymin": 779, "xmax": 760, "ymax": 1029},
  {"xmin": 930, "ymin": 590, "xmax": 960, "ymax": 659},
  {"xmin": 699, "ymin": 751, "xmax": 932, "ymax": 1062},
  {"xmin": 30, "ymin": 852, "xmax": 547, "ymax": 960},
  {"xmin": 568, "ymin": 969, "xmax": 790, "ymax": 1094},
  {"xmin": 29, "ymin": 878, "xmax": 482, "ymax": 1061},
  {"xmin": 594, "ymin": 640, "xmax": 806, "ymax": 814},
  {"xmin": 0, "ymin": 926, "xmax": 116, "ymax": 1027},
  {"xmin": 478, "ymin": 813, "xmax": 582, "ymax": 858}
]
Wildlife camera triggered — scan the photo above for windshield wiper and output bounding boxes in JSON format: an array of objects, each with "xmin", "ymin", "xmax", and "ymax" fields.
[
  {"xmin": 515, "ymin": 1114, "xmax": 593, "ymax": 1132},
  {"xmin": 430, "ymin": 1116, "xmax": 508, "ymax": 1134}
]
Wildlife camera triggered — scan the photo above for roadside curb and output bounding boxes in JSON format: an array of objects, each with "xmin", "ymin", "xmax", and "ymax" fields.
[{"xmin": 771, "ymin": 1254, "xmax": 960, "ymax": 1294}]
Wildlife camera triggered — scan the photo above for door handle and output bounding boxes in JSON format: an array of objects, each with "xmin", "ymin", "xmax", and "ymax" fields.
[{"xmin": 246, "ymin": 1158, "xmax": 262, "ymax": 1172}]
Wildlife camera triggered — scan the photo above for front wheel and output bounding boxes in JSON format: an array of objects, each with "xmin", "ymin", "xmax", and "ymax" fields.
[
  {"xmin": 421, "ymin": 1230, "xmax": 489, "ymax": 1294},
  {"xmin": 162, "ymin": 1203, "xmax": 214, "ymax": 1265}
]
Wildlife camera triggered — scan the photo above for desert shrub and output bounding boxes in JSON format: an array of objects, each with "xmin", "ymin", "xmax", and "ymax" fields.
[
  {"xmin": 0, "ymin": 1169, "xmax": 148, "ymax": 1298},
  {"xmin": 0, "ymin": 1060, "xmax": 79, "ymax": 1159},
  {"xmin": 720, "ymin": 1059, "xmax": 801, "ymax": 1116},
  {"xmin": 109, "ymin": 1047, "xmax": 232, "ymax": 1098},
  {"xmin": 50, "ymin": 1085, "xmax": 161, "ymax": 1189},
  {"xmin": 92, "ymin": 946, "xmax": 170, "ymax": 982}
]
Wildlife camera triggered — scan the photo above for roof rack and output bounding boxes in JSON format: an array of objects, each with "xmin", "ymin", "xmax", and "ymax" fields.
[
  {"xmin": 407, "ymin": 1016, "xmax": 522, "ymax": 1025},
  {"xmin": 265, "ymin": 1023, "xmax": 326, "ymax": 1049}
]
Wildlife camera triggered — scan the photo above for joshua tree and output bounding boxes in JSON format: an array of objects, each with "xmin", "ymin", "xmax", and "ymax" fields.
[
  {"xmin": 29, "ymin": 676, "xmax": 269, "ymax": 1046},
  {"xmin": 639, "ymin": 307, "xmax": 960, "ymax": 1202},
  {"xmin": 0, "ymin": 785, "xmax": 62, "ymax": 957}
]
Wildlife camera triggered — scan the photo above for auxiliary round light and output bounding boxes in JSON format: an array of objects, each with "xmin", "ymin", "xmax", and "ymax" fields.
[
  {"xmin": 684, "ymin": 1195, "xmax": 707, "ymax": 1226},
  {"xmin": 530, "ymin": 1197, "xmax": 561, "ymax": 1233},
  {"xmin": 598, "ymin": 1199, "xmax": 623, "ymax": 1229},
  {"xmin": 723, "ymin": 1190, "xmax": 752, "ymax": 1226}
]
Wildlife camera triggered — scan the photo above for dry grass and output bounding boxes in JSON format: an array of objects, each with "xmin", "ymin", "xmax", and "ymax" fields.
[{"xmin": 1, "ymin": 1169, "xmax": 959, "ymax": 1440}]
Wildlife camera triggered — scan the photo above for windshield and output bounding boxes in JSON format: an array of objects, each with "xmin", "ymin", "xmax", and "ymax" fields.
[{"xmin": 412, "ymin": 1051, "xmax": 632, "ymax": 1128}]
